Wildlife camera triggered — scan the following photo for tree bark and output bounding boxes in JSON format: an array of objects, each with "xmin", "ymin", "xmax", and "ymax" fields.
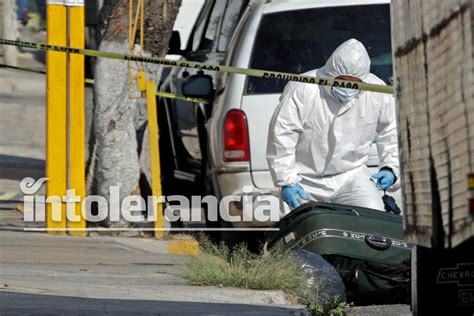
[
  {"xmin": 91, "ymin": 0, "xmax": 181, "ymax": 227},
  {"xmin": 1, "ymin": 0, "xmax": 19, "ymax": 66}
]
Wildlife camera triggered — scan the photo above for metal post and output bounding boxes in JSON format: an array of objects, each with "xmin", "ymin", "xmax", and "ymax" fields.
[
  {"xmin": 68, "ymin": 4, "xmax": 86, "ymax": 236},
  {"xmin": 146, "ymin": 80, "xmax": 165, "ymax": 239},
  {"xmin": 46, "ymin": 3, "xmax": 68, "ymax": 233}
]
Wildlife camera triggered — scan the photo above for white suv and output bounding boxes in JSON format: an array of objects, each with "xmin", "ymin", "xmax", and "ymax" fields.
[{"xmin": 178, "ymin": 0, "xmax": 398, "ymax": 230}]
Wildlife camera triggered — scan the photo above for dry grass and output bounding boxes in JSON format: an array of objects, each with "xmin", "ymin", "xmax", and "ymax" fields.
[
  {"xmin": 181, "ymin": 236, "xmax": 350, "ymax": 315},
  {"xmin": 182, "ymin": 236, "xmax": 305, "ymax": 293}
]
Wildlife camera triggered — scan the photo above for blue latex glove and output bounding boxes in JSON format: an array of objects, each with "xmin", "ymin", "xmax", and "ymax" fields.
[
  {"xmin": 281, "ymin": 184, "xmax": 308, "ymax": 209},
  {"xmin": 372, "ymin": 169, "xmax": 396, "ymax": 190}
]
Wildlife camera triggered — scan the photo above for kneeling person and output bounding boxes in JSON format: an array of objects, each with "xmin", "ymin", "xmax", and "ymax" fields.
[{"xmin": 266, "ymin": 39, "xmax": 398, "ymax": 211}]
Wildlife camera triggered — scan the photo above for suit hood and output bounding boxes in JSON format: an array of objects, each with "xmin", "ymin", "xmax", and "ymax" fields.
[{"xmin": 322, "ymin": 39, "xmax": 370, "ymax": 80}]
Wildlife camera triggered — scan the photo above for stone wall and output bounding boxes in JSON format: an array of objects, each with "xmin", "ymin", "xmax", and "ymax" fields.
[{"xmin": 392, "ymin": 0, "xmax": 474, "ymax": 248}]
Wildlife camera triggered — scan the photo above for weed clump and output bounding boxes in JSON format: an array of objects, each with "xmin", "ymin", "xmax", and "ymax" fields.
[
  {"xmin": 182, "ymin": 235, "xmax": 351, "ymax": 315},
  {"xmin": 182, "ymin": 236, "xmax": 304, "ymax": 293}
]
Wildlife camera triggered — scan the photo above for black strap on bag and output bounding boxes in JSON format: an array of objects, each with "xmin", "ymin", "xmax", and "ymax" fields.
[{"xmin": 382, "ymin": 191, "xmax": 401, "ymax": 215}]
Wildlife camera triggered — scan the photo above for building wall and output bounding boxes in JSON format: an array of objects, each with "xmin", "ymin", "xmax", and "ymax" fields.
[{"xmin": 392, "ymin": 0, "xmax": 473, "ymax": 248}]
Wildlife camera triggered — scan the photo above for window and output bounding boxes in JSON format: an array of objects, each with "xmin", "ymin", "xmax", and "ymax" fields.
[
  {"xmin": 246, "ymin": 4, "xmax": 392, "ymax": 94},
  {"xmin": 173, "ymin": 0, "xmax": 206, "ymax": 50},
  {"xmin": 191, "ymin": 0, "xmax": 227, "ymax": 52},
  {"xmin": 217, "ymin": 0, "xmax": 248, "ymax": 52},
  {"xmin": 191, "ymin": 0, "xmax": 213, "ymax": 51},
  {"xmin": 201, "ymin": 0, "xmax": 227, "ymax": 50}
]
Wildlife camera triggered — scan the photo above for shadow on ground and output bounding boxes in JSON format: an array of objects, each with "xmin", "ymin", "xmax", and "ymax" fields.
[
  {"xmin": 0, "ymin": 154, "xmax": 44, "ymax": 180},
  {"xmin": 0, "ymin": 292, "xmax": 305, "ymax": 315}
]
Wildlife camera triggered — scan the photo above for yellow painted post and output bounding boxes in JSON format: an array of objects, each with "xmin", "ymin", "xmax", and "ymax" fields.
[
  {"xmin": 46, "ymin": 4, "xmax": 68, "ymax": 233},
  {"xmin": 146, "ymin": 80, "xmax": 165, "ymax": 239},
  {"xmin": 68, "ymin": 5, "xmax": 86, "ymax": 236}
]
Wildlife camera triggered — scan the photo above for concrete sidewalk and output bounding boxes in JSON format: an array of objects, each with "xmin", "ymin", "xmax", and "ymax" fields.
[
  {"xmin": 0, "ymin": 231, "xmax": 307, "ymax": 315},
  {"xmin": 0, "ymin": 44, "xmax": 306, "ymax": 316}
]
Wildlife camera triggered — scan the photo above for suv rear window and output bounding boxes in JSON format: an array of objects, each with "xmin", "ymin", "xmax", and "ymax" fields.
[{"xmin": 246, "ymin": 4, "xmax": 392, "ymax": 94}]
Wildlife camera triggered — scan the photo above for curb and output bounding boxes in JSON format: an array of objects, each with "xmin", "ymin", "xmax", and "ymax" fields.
[
  {"xmin": 105, "ymin": 234, "xmax": 200, "ymax": 256},
  {"xmin": 167, "ymin": 237, "xmax": 199, "ymax": 256}
]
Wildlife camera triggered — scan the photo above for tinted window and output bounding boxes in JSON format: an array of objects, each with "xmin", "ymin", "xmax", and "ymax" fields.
[
  {"xmin": 191, "ymin": 1, "xmax": 213, "ymax": 51},
  {"xmin": 201, "ymin": 0, "xmax": 227, "ymax": 50},
  {"xmin": 246, "ymin": 5, "xmax": 392, "ymax": 94},
  {"xmin": 217, "ymin": 0, "xmax": 248, "ymax": 52}
]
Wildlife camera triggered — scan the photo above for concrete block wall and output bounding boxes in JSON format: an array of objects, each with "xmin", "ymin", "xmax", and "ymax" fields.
[{"xmin": 392, "ymin": 0, "xmax": 473, "ymax": 248}]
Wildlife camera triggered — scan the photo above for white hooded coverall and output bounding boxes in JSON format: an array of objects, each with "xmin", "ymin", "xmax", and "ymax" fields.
[{"xmin": 266, "ymin": 39, "xmax": 399, "ymax": 211}]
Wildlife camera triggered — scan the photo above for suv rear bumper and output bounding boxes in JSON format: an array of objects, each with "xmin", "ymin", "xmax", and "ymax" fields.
[{"xmin": 215, "ymin": 171, "xmax": 287, "ymax": 228}]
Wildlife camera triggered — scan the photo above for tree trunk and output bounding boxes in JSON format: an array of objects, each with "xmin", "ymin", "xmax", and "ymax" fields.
[
  {"xmin": 91, "ymin": 0, "xmax": 181, "ymax": 227},
  {"xmin": 1, "ymin": 0, "xmax": 19, "ymax": 66}
]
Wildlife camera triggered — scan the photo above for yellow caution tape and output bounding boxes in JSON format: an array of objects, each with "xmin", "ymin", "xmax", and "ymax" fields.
[
  {"xmin": 84, "ymin": 78, "xmax": 208, "ymax": 103},
  {"xmin": 0, "ymin": 39, "xmax": 395, "ymax": 95},
  {"xmin": 155, "ymin": 91, "xmax": 209, "ymax": 104},
  {"xmin": 1, "ymin": 65, "xmax": 208, "ymax": 103}
]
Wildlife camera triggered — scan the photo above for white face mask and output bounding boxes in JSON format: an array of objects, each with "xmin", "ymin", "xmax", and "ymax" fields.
[{"xmin": 331, "ymin": 86, "xmax": 360, "ymax": 103}]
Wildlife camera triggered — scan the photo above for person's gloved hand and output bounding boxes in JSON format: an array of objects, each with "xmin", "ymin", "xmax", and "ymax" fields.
[
  {"xmin": 281, "ymin": 184, "xmax": 308, "ymax": 209},
  {"xmin": 372, "ymin": 169, "xmax": 396, "ymax": 190}
]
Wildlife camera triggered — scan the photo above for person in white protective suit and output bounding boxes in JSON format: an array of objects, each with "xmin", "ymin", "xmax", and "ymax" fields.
[{"xmin": 266, "ymin": 39, "xmax": 399, "ymax": 211}]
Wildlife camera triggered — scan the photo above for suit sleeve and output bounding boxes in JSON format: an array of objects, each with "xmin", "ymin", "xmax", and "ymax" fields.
[
  {"xmin": 266, "ymin": 82, "xmax": 306, "ymax": 187},
  {"xmin": 376, "ymin": 94, "xmax": 400, "ymax": 180}
]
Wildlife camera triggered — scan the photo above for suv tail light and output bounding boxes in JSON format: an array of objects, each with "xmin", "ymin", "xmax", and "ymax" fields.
[{"xmin": 223, "ymin": 109, "xmax": 249, "ymax": 162}]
